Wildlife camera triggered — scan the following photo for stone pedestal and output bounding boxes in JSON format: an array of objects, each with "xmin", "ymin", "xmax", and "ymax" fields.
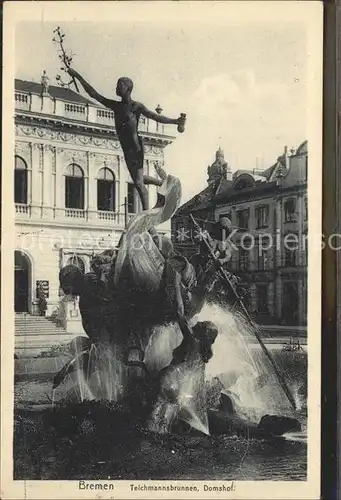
[{"xmin": 60, "ymin": 296, "xmax": 85, "ymax": 334}]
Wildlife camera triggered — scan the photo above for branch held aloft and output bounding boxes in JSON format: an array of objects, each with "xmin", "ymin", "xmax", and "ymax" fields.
[{"xmin": 52, "ymin": 26, "xmax": 79, "ymax": 92}]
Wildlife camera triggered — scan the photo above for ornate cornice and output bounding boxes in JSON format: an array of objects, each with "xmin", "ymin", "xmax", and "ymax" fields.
[{"xmin": 15, "ymin": 113, "xmax": 174, "ymax": 148}]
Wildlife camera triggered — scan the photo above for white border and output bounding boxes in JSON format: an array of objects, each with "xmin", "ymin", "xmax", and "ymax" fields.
[{"xmin": 1, "ymin": 2, "xmax": 322, "ymax": 499}]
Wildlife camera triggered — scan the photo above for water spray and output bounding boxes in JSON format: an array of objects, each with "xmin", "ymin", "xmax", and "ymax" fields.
[{"xmin": 190, "ymin": 214, "xmax": 297, "ymax": 411}]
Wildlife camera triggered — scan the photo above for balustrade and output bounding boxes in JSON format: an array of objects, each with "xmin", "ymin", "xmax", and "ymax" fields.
[
  {"xmin": 64, "ymin": 103, "xmax": 86, "ymax": 120},
  {"xmin": 96, "ymin": 108, "xmax": 115, "ymax": 126},
  {"xmin": 65, "ymin": 208, "xmax": 85, "ymax": 219},
  {"xmin": 14, "ymin": 204, "xmax": 128, "ymax": 226},
  {"xmin": 97, "ymin": 210, "xmax": 120, "ymax": 222},
  {"xmin": 15, "ymin": 203, "xmax": 30, "ymax": 215},
  {"xmin": 15, "ymin": 93, "xmax": 30, "ymax": 111},
  {"xmin": 14, "ymin": 91, "xmax": 169, "ymax": 138}
]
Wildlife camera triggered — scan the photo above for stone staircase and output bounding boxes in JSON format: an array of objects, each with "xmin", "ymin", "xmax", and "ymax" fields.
[{"xmin": 15, "ymin": 314, "xmax": 83, "ymax": 358}]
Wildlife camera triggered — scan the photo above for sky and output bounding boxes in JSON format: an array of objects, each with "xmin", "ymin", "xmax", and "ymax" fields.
[{"xmin": 15, "ymin": 17, "xmax": 307, "ymax": 203}]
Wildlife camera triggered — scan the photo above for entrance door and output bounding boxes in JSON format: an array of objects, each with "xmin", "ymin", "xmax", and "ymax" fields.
[
  {"xmin": 14, "ymin": 251, "xmax": 30, "ymax": 313},
  {"xmin": 15, "ymin": 269, "xmax": 29, "ymax": 312}
]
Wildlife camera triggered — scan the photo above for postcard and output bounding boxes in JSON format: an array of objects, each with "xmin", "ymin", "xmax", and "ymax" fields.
[{"xmin": 2, "ymin": 1, "xmax": 322, "ymax": 499}]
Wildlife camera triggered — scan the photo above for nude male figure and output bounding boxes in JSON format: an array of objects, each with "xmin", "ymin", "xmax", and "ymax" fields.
[{"xmin": 68, "ymin": 68, "xmax": 186, "ymax": 210}]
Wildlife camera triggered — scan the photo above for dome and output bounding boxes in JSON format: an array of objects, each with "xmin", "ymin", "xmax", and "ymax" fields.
[
  {"xmin": 232, "ymin": 172, "xmax": 256, "ymax": 189},
  {"xmin": 216, "ymin": 147, "xmax": 225, "ymax": 160},
  {"xmin": 207, "ymin": 146, "xmax": 232, "ymax": 184}
]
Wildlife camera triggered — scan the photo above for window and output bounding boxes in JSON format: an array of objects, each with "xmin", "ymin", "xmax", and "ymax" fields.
[
  {"xmin": 255, "ymin": 205, "xmax": 269, "ymax": 228},
  {"xmin": 14, "ymin": 156, "xmax": 28, "ymax": 204},
  {"xmin": 303, "ymin": 232, "xmax": 308, "ymax": 266},
  {"xmin": 237, "ymin": 209, "xmax": 249, "ymax": 230},
  {"xmin": 282, "ymin": 282, "xmax": 299, "ymax": 324},
  {"xmin": 127, "ymin": 182, "xmax": 137, "ymax": 214},
  {"xmin": 238, "ymin": 247, "xmax": 249, "ymax": 271},
  {"xmin": 256, "ymin": 284, "xmax": 268, "ymax": 314},
  {"xmin": 304, "ymin": 197, "xmax": 308, "ymax": 221},
  {"xmin": 256, "ymin": 236, "xmax": 270, "ymax": 270},
  {"xmin": 284, "ymin": 235, "xmax": 297, "ymax": 267},
  {"xmin": 219, "ymin": 212, "xmax": 232, "ymax": 222},
  {"xmin": 97, "ymin": 168, "xmax": 116, "ymax": 212},
  {"xmin": 284, "ymin": 198, "xmax": 297, "ymax": 223},
  {"xmin": 65, "ymin": 164, "xmax": 84, "ymax": 209},
  {"xmin": 66, "ymin": 255, "xmax": 85, "ymax": 274},
  {"xmin": 258, "ymin": 249, "xmax": 269, "ymax": 270}
]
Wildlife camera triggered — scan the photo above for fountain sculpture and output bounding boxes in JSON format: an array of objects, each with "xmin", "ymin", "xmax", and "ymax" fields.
[
  {"xmin": 56, "ymin": 170, "xmax": 301, "ymax": 438},
  {"xmin": 53, "ymin": 28, "xmax": 301, "ymax": 438}
]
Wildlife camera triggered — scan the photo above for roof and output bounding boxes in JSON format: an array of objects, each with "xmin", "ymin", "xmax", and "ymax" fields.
[
  {"xmin": 261, "ymin": 164, "xmax": 276, "ymax": 179},
  {"xmin": 15, "ymin": 78, "xmax": 94, "ymax": 106},
  {"xmin": 296, "ymin": 140, "xmax": 308, "ymax": 155},
  {"xmin": 174, "ymin": 182, "xmax": 217, "ymax": 216},
  {"xmin": 175, "ymin": 173, "xmax": 278, "ymax": 215},
  {"xmin": 213, "ymin": 181, "xmax": 278, "ymax": 205}
]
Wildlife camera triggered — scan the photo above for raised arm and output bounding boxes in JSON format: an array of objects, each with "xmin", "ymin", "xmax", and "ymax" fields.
[
  {"xmin": 139, "ymin": 103, "xmax": 182, "ymax": 125},
  {"xmin": 68, "ymin": 68, "xmax": 116, "ymax": 109}
]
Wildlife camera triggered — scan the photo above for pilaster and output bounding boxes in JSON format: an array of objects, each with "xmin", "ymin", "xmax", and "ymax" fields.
[
  {"xmin": 31, "ymin": 143, "xmax": 42, "ymax": 218},
  {"xmin": 55, "ymin": 147, "xmax": 65, "ymax": 214},
  {"xmin": 275, "ymin": 274, "xmax": 282, "ymax": 319}
]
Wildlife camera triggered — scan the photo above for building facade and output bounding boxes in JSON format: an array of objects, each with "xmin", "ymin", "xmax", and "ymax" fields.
[
  {"xmin": 14, "ymin": 74, "xmax": 175, "ymax": 323},
  {"xmin": 172, "ymin": 143, "xmax": 308, "ymax": 327}
]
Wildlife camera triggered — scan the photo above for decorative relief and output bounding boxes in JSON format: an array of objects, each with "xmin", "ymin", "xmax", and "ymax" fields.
[
  {"xmin": 93, "ymin": 137, "xmax": 104, "ymax": 147},
  {"xmin": 38, "ymin": 145, "xmax": 43, "ymax": 172},
  {"xmin": 95, "ymin": 153, "xmax": 118, "ymax": 165},
  {"xmin": 78, "ymin": 136, "xmax": 91, "ymax": 145},
  {"xmin": 94, "ymin": 153, "xmax": 119, "ymax": 176},
  {"xmin": 143, "ymin": 144, "xmax": 163, "ymax": 156},
  {"xmin": 18, "ymin": 125, "xmax": 35, "ymax": 136},
  {"xmin": 15, "ymin": 141, "xmax": 30, "ymax": 155},
  {"xmin": 61, "ymin": 149, "xmax": 87, "ymax": 166},
  {"xmin": 51, "ymin": 147, "xmax": 56, "ymax": 174},
  {"xmin": 17, "ymin": 125, "xmax": 122, "ymax": 151},
  {"xmin": 14, "ymin": 141, "xmax": 31, "ymax": 166},
  {"xmin": 43, "ymin": 144, "xmax": 56, "ymax": 153}
]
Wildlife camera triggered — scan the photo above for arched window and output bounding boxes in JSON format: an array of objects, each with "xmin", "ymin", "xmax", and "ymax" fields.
[
  {"xmin": 65, "ymin": 164, "xmax": 84, "ymax": 209},
  {"xmin": 97, "ymin": 167, "xmax": 115, "ymax": 212},
  {"xmin": 66, "ymin": 255, "xmax": 85, "ymax": 274},
  {"xmin": 14, "ymin": 156, "xmax": 28, "ymax": 204}
]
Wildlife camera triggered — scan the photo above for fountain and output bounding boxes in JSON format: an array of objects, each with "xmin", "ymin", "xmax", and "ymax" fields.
[{"xmin": 51, "ymin": 170, "xmax": 303, "ymax": 441}]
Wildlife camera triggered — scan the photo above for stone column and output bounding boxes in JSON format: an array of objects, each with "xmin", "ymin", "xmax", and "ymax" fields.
[
  {"xmin": 268, "ymin": 281, "xmax": 275, "ymax": 316},
  {"xmin": 55, "ymin": 147, "xmax": 65, "ymax": 219},
  {"xmin": 87, "ymin": 152, "xmax": 96, "ymax": 221},
  {"xmin": 31, "ymin": 143, "xmax": 42, "ymax": 218},
  {"xmin": 119, "ymin": 155, "xmax": 128, "ymax": 224},
  {"xmin": 84, "ymin": 174, "xmax": 89, "ymax": 220},
  {"xmin": 42, "ymin": 145, "xmax": 53, "ymax": 218},
  {"xmin": 27, "ymin": 144, "xmax": 32, "ymax": 206},
  {"xmin": 297, "ymin": 193, "xmax": 304, "ymax": 266},
  {"xmin": 148, "ymin": 159, "xmax": 158, "ymax": 209},
  {"xmin": 51, "ymin": 147, "xmax": 56, "ymax": 211}
]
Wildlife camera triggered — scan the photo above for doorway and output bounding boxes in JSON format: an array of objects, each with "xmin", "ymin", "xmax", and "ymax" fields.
[{"xmin": 14, "ymin": 251, "xmax": 30, "ymax": 313}]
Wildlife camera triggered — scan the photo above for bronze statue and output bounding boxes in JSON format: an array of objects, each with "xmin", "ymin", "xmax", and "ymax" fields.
[{"xmin": 67, "ymin": 67, "xmax": 186, "ymax": 210}]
